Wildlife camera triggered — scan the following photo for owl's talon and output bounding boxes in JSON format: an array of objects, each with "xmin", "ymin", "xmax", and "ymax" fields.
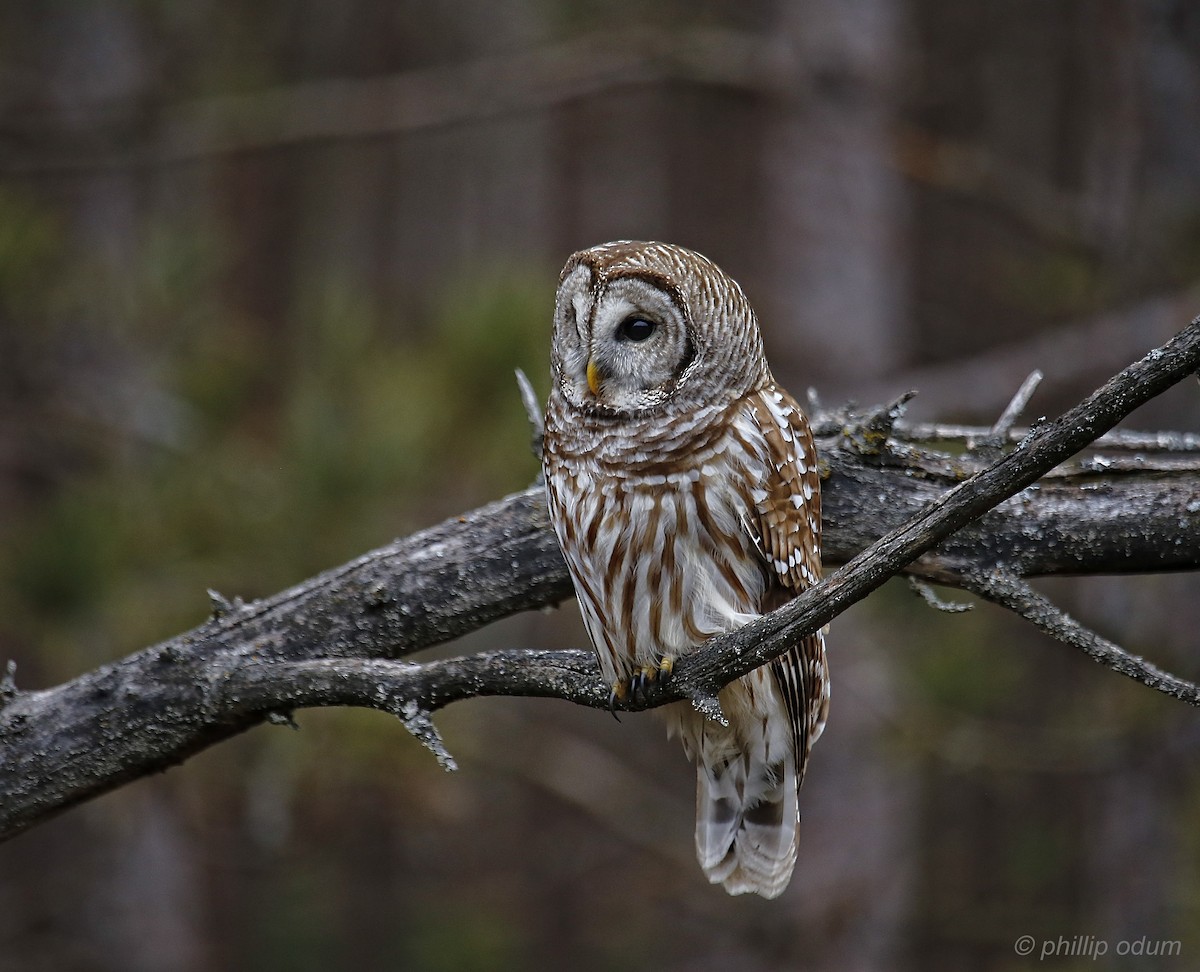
[
  {"xmin": 609, "ymin": 680, "xmax": 627, "ymax": 722},
  {"xmin": 658, "ymin": 656, "xmax": 674, "ymax": 685},
  {"xmin": 630, "ymin": 665, "xmax": 665, "ymax": 704}
]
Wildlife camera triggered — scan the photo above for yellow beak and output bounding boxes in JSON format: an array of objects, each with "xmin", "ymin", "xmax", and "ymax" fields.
[{"xmin": 586, "ymin": 359, "xmax": 601, "ymax": 396}]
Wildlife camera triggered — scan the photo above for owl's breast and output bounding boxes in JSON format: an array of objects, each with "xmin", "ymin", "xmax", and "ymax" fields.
[{"xmin": 544, "ymin": 404, "xmax": 772, "ymax": 683}]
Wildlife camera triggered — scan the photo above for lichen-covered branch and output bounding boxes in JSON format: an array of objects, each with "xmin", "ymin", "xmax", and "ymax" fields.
[{"xmin": 0, "ymin": 320, "xmax": 1197, "ymax": 842}]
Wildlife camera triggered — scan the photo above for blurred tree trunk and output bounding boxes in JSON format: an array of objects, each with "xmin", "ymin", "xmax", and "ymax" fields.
[{"xmin": 763, "ymin": 0, "xmax": 910, "ymax": 395}]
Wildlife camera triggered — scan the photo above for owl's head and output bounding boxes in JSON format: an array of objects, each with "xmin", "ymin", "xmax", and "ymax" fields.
[{"xmin": 550, "ymin": 241, "xmax": 768, "ymax": 416}]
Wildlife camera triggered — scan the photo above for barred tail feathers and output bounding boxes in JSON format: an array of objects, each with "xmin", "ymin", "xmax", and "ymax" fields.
[
  {"xmin": 667, "ymin": 672, "xmax": 802, "ymax": 899},
  {"xmin": 693, "ymin": 738, "xmax": 799, "ymax": 899}
]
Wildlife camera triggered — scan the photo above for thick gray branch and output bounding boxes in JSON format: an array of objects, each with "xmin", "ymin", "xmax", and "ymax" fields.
[{"xmin": 0, "ymin": 320, "xmax": 1198, "ymax": 841}]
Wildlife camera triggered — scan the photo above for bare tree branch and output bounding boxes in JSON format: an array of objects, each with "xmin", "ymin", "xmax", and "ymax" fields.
[
  {"xmin": 990, "ymin": 369, "xmax": 1044, "ymax": 439},
  {"xmin": 0, "ymin": 320, "xmax": 1197, "ymax": 842},
  {"xmin": 894, "ymin": 420, "xmax": 1200, "ymax": 454},
  {"xmin": 907, "ymin": 577, "xmax": 974, "ymax": 614},
  {"xmin": 961, "ymin": 569, "xmax": 1200, "ymax": 705}
]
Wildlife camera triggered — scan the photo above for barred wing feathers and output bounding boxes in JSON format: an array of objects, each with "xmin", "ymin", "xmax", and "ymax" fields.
[{"xmin": 744, "ymin": 384, "xmax": 829, "ymax": 783}]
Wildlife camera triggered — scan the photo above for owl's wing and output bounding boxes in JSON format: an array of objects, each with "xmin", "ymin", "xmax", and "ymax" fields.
[{"xmin": 744, "ymin": 384, "xmax": 827, "ymax": 784}]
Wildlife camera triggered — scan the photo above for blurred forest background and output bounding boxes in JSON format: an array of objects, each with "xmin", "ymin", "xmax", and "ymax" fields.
[{"xmin": 2, "ymin": 2, "xmax": 1200, "ymax": 970}]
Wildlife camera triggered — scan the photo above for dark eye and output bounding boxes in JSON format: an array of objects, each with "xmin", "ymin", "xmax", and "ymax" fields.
[{"xmin": 617, "ymin": 317, "xmax": 657, "ymax": 342}]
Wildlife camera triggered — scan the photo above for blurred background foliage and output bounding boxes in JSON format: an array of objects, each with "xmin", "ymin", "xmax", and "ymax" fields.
[{"xmin": 2, "ymin": 1, "xmax": 1200, "ymax": 970}]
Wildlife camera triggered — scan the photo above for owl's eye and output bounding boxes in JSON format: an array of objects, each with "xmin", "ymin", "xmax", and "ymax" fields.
[{"xmin": 616, "ymin": 317, "xmax": 657, "ymax": 342}]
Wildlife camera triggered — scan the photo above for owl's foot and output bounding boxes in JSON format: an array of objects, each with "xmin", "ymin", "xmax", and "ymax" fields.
[
  {"xmin": 630, "ymin": 656, "xmax": 675, "ymax": 702},
  {"xmin": 610, "ymin": 656, "xmax": 676, "ymax": 717}
]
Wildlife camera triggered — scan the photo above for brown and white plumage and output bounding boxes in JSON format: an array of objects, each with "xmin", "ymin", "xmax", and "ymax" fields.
[{"xmin": 541, "ymin": 241, "xmax": 828, "ymax": 899}]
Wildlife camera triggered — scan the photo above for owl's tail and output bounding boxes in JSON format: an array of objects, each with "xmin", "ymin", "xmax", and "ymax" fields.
[{"xmin": 693, "ymin": 743, "xmax": 799, "ymax": 899}]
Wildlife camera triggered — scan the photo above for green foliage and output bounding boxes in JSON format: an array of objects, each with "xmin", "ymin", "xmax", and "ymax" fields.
[
  {"xmin": 400, "ymin": 904, "xmax": 526, "ymax": 972},
  {"xmin": 889, "ymin": 583, "xmax": 1033, "ymax": 719},
  {"xmin": 1, "ymin": 212, "xmax": 547, "ymax": 680},
  {"xmin": 0, "ymin": 189, "xmax": 66, "ymax": 316},
  {"xmin": 912, "ymin": 621, "xmax": 1029, "ymax": 717},
  {"xmin": 997, "ymin": 248, "xmax": 1106, "ymax": 318}
]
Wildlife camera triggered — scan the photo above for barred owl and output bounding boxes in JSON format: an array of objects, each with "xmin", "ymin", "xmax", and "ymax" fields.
[{"xmin": 541, "ymin": 241, "xmax": 828, "ymax": 899}]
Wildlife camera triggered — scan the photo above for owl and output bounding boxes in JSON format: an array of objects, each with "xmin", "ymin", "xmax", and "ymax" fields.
[{"xmin": 541, "ymin": 241, "xmax": 828, "ymax": 899}]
